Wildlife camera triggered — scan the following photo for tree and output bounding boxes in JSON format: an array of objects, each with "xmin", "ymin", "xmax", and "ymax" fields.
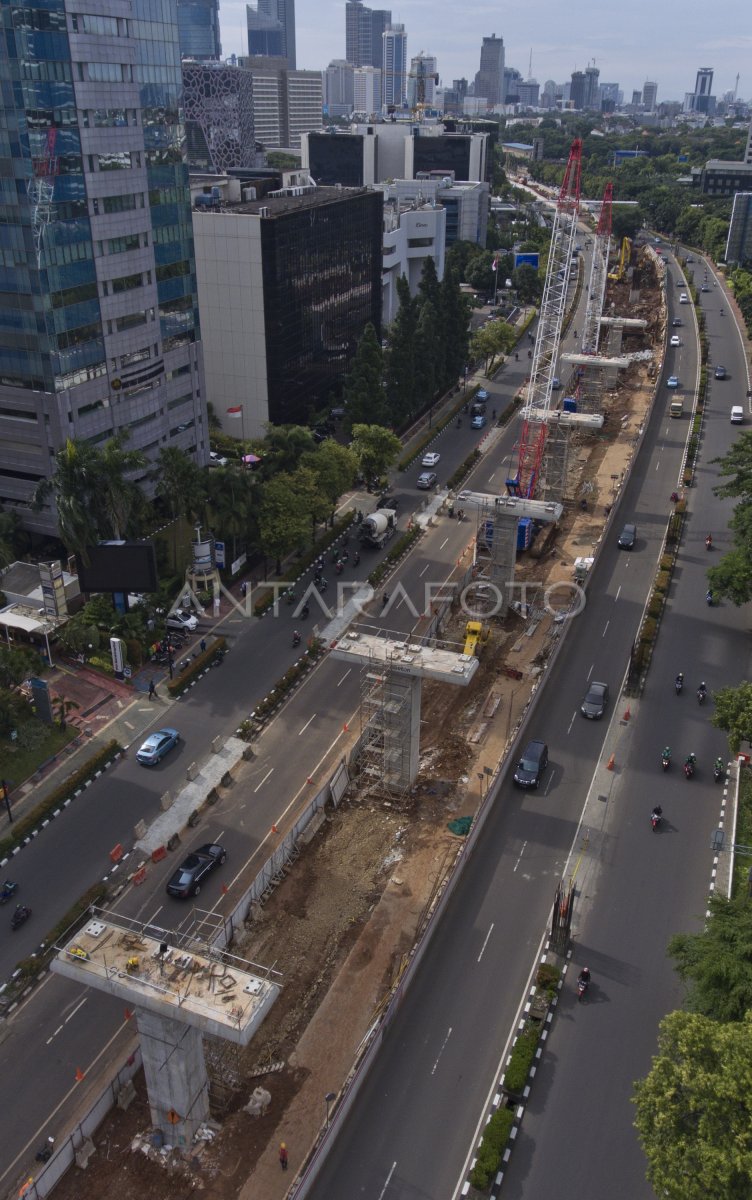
[
  {"xmin": 350, "ymin": 424, "xmax": 401, "ymax": 484},
  {"xmin": 301, "ymin": 441, "xmax": 357, "ymax": 523},
  {"xmin": 414, "ymin": 300, "xmax": 440, "ymax": 410},
  {"xmin": 261, "ymin": 425, "xmax": 316, "ymax": 477},
  {"xmin": 438, "ymin": 268, "xmax": 470, "ymax": 391},
  {"xmin": 0, "ymin": 508, "xmax": 23, "ymax": 570},
  {"xmin": 384, "ymin": 276, "xmax": 419, "ymax": 425},
  {"xmin": 32, "ymin": 439, "xmax": 103, "ymax": 561},
  {"xmin": 99, "ymin": 434, "xmax": 147, "ymax": 541},
  {"xmin": 257, "ymin": 473, "xmax": 315, "ymax": 574},
  {"xmin": 633, "ymin": 1009, "xmax": 752, "ymax": 1200},
  {"xmin": 153, "ymin": 447, "xmax": 206, "ymax": 569},
  {"xmin": 0, "ymin": 646, "xmax": 42, "ymax": 690},
  {"xmin": 206, "ymin": 467, "xmax": 256, "ymax": 560},
  {"xmin": 343, "ymin": 324, "xmax": 388, "ymax": 428},
  {"xmin": 512, "ymin": 261, "xmax": 542, "ymax": 304},
  {"xmin": 711, "ymin": 683, "xmax": 752, "ymax": 754}
]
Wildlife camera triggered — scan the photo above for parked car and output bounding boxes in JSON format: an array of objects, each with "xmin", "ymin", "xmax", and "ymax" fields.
[
  {"xmin": 422, "ymin": 452, "xmax": 441, "ymax": 467},
  {"xmin": 209, "ymin": 451, "xmax": 229, "ymax": 468},
  {"xmin": 166, "ymin": 843, "xmax": 227, "ymax": 898},
  {"xmin": 476, "ymin": 388, "xmax": 489, "ymax": 401},
  {"xmin": 513, "ymin": 740, "xmax": 549, "ymax": 789},
  {"xmin": 666, "ymin": 375, "xmax": 679, "ymax": 389},
  {"xmin": 581, "ymin": 682, "xmax": 609, "ymax": 720},
  {"xmin": 136, "ymin": 728, "xmax": 180, "ymax": 766},
  {"xmin": 618, "ymin": 523, "xmax": 637, "ymax": 550},
  {"xmin": 166, "ymin": 610, "xmax": 199, "ymax": 632},
  {"xmin": 670, "ymin": 335, "xmax": 681, "ymax": 347},
  {"xmin": 714, "ymin": 365, "xmax": 727, "ymax": 380},
  {"xmin": 417, "ymin": 471, "xmax": 437, "ymax": 489}
]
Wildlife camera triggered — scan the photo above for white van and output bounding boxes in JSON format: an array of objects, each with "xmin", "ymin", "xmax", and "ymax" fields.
[{"xmin": 730, "ymin": 406, "xmax": 744, "ymax": 424}]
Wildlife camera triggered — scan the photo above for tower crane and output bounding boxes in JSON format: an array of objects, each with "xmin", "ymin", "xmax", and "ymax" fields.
[
  {"xmin": 507, "ymin": 138, "xmax": 582, "ymax": 498},
  {"xmin": 581, "ymin": 180, "xmax": 612, "ymax": 355}
]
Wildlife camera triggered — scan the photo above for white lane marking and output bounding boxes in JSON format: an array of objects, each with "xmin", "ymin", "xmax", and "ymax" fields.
[
  {"xmin": 602, "ymin": 620, "xmax": 610, "ymax": 637},
  {"xmin": 46, "ymin": 1025, "xmax": 64, "ymax": 1045},
  {"xmin": 431, "ymin": 1027, "xmax": 453, "ymax": 1075},
  {"xmin": 337, "ymin": 669, "xmax": 351, "ymax": 687},
  {"xmin": 615, "ymin": 585, "xmax": 621, "ymax": 601},
  {"xmin": 587, "ymin": 663, "xmax": 594, "ymax": 680},
  {"xmin": 513, "ymin": 841, "xmax": 527, "ymax": 872},
  {"xmin": 254, "ymin": 768, "xmax": 274, "ymax": 792},
  {"xmin": 478, "ymin": 924, "xmax": 494, "ymax": 962},
  {"xmin": 377, "ymin": 1163, "xmax": 397, "ymax": 1200},
  {"xmin": 419, "ymin": 563, "xmax": 430, "ymax": 577},
  {"xmin": 299, "ymin": 714, "xmax": 316, "ymax": 735},
  {"xmin": 65, "ymin": 997, "xmax": 87, "ymax": 1024},
  {"xmin": 567, "ymin": 712, "xmax": 576, "ymax": 734},
  {"xmin": 440, "ymin": 537, "xmax": 449, "ymax": 550}
]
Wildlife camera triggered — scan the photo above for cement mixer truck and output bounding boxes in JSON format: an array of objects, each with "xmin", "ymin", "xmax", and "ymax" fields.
[{"xmin": 359, "ymin": 508, "xmax": 398, "ymax": 549}]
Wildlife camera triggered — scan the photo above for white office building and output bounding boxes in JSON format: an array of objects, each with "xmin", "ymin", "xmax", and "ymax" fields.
[{"xmin": 382, "ymin": 200, "xmax": 446, "ymax": 323}]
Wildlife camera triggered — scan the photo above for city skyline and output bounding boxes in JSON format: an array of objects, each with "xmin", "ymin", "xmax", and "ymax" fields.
[{"xmin": 218, "ymin": 0, "xmax": 749, "ymax": 104}]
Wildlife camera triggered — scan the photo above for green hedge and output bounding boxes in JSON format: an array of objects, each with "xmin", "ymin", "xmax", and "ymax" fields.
[
  {"xmin": 397, "ymin": 402, "xmax": 469, "ymax": 472},
  {"xmin": 503, "ymin": 1022, "xmax": 540, "ymax": 1094},
  {"xmin": 535, "ymin": 962, "xmax": 561, "ymax": 997},
  {"xmin": 468, "ymin": 1107, "xmax": 516, "ymax": 1190},
  {"xmin": 166, "ymin": 636, "xmax": 227, "ymax": 697},
  {"xmin": 447, "ymin": 449, "xmax": 482, "ymax": 492},
  {"xmin": 249, "ymin": 639, "xmax": 325, "ymax": 723},
  {"xmin": 0, "ymin": 739, "xmax": 122, "ymax": 861}
]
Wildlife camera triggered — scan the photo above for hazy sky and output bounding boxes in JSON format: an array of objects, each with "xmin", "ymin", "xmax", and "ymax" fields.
[{"xmin": 221, "ymin": 0, "xmax": 750, "ymax": 105}]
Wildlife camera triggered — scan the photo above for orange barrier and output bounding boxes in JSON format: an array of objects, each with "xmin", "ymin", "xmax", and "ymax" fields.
[
  {"xmin": 151, "ymin": 845, "xmax": 167, "ymax": 863},
  {"xmin": 109, "ymin": 843, "xmax": 124, "ymax": 864},
  {"xmin": 132, "ymin": 866, "xmax": 147, "ymax": 886}
]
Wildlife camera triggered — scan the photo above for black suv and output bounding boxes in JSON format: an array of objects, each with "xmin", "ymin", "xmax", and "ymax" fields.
[{"xmin": 514, "ymin": 740, "xmax": 549, "ymax": 789}]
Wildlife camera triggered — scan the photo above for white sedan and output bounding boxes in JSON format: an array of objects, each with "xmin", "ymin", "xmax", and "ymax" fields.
[
  {"xmin": 670, "ymin": 335, "xmax": 681, "ymax": 347},
  {"xmin": 422, "ymin": 451, "xmax": 441, "ymax": 467}
]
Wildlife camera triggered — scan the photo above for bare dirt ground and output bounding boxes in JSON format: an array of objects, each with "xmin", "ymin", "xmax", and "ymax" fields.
[{"xmin": 48, "ymin": 254, "xmax": 664, "ymax": 1200}]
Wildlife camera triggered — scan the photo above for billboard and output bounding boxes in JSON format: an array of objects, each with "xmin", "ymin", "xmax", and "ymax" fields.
[
  {"xmin": 514, "ymin": 252, "xmax": 540, "ymax": 270},
  {"xmin": 76, "ymin": 542, "xmax": 158, "ymax": 594}
]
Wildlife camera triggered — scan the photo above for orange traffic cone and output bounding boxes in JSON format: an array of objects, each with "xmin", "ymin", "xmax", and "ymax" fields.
[{"xmin": 607, "ymin": 753, "xmax": 615, "ymax": 771}]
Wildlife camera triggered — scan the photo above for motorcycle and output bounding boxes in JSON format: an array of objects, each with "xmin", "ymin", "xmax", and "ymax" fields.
[
  {"xmin": 675, "ymin": 674, "xmax": 684, "ymax": 695},
  {"xmin": 705, "ymin": 535, "xmax": 713, "ymax": 550},
  {"xmin": 35, "ymin": 1138, "xmax": 55, "ymax": 1164},
  {"xmin": 714, "ymin": 761, "xmax": 725, "ymax": 783},
  {"xmin": 661, "ymin": 752, "xmax": 671, "ymax": 771},
  {"xmin": 697, "ymin": 687, "xmax": 707, "ymax": 705},
  {"xmin": 576, "ymin": 974, "xmax": 590, "ymax": 1001},
  {"xmin": 651, "ymin": 807, "xmax": 663, "ymax": 831},
  {"xmin": 300, "ymin": 604, "xmax": 310, "ymax": 620},
  {"xmin": 684, "ymin": 757, "xmax": 696, "ymax": 779},
  {"xmin": 353, "ymin": 552, "xmax": 360, "ymax": 567},
  {"xmin": 11, "ymin": 903, "xmax": 31, "ymax": 930},
  {"xmin": 211, "ymin": 649, "xmax": 225, "ymax": 666},
  {"xmin": 292, "ymin": 631, "xmax": 301, "ymax": 648},
  {"xmin": 0, "ymin": 880, "xmax": 18, "ymax": 905},
  {"xmin": 335, "ymin": 561, "xmax": 344, "ymax": 575},
  {"xmin": 706, "ymin": 590, "xmax": 714, "ymax": 607}
]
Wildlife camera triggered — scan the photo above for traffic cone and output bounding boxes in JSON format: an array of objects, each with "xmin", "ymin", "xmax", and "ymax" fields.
[
  {"xmin": 623, "ymin": 706, "xmax": 631, "ymax": 721},
  {"xmin": 75, "ymin": 1068, "xmax": 85, "ymax": 1082},
  {"xmin": 307, "ymin": 776, "xmax": 314, "ymax": 785},
  {"xmin": 343, "ymin": 721, "xmax": 349, "ymax": 732},
  {"xmin": 607, "ymin": 753, "xmax": 615, "ymax": 771},
  {"xmin": 271, "ymin": 823, "xmax": 278, "ymax": 834},
  {"xmin": 124, "ymin": 1008, "xmax": 133, "ymax": 1022}
]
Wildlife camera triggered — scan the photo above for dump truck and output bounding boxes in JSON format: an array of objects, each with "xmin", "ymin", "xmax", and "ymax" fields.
[{"xmin": 359, "ymin": 508, "xmax": 398, "ymax": 549}]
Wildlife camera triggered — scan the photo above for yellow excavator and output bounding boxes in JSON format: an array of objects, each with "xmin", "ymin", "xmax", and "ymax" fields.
[
  {"xmin": 464, "ymin": 620, "xmax": 484, "ymax": 656},
  {"xmin": 608, "ymin": 237, "xmax": 632, "ymax": 283}
]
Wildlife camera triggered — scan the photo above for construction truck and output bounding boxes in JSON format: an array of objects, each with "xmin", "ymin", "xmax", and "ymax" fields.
[{"xmin": 359, "ymin": 509, "xmax": 398, "ymax": 549}]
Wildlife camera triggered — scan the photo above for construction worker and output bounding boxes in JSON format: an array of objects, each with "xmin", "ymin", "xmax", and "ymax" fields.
[{"xmin": 279, "ymin": 1143, "xmax": 288, "ymax": 1170}]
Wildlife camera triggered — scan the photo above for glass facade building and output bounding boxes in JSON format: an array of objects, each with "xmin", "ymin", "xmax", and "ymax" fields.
[
  {"xmin": 0, "ymin": 0, "xmax": 206, "ymax": 534},
  {"xmin": 177, "ymin": 0, "xmax": 221, "ymax": 61},
  {"xmin": 260, "ymin": 190, "xmax": 382, "ymax": 424}
]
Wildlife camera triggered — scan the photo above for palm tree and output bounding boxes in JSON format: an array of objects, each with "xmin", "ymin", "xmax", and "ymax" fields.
[
  {"xmin": 206, "ymin": 468, "xmax": 255, "ymax": 561},
  {"xmin": 261, "ymin": 425, "xmax": 315, "ymax": 478},
  {"xmin": 99, "ymin": 434, "xmax": 147, "ymax": 540},
  {"xmin": 153, "ymin": 448, "xmax": 207, "ymax": 569},
  {"xmin": 32, "ymin": 439, "xmax": 102, "ymax": 562}
]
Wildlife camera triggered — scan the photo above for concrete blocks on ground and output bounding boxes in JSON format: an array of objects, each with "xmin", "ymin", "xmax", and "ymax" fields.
[
  {"xmin": 133, "ymin": 819, "xmax": 147, "ymax": 840},
  {"xmin": 186, "ymin": 762, "xmax": 199, "ymax": 782},
  {"xmin": 117, "ymin": 1079, "xmax": 137, "ymax": 1111},
  {"xmin": 159, "ymin": 792, "xmax": 172, "ymax": 812},
  {"xmin": 211, "ymin": 735, "xmax": 224, "ymax": 753},
  {"xmin": 75, "ymin": 1138, "xmax": 96, "ymax": 1169}
]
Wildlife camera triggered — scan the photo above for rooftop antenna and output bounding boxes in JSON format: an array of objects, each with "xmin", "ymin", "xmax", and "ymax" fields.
[{"xmin": 528, "ymin": 48, "xmax": 533, "ymax": 79}]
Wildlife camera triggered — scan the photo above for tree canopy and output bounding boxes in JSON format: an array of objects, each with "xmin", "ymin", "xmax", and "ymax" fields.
[
  {"xmin": 350, "ymin": 424, "xmax": 401, "ymax": 482},
  {"xmin": 711, "ymin": 683, "xmax": 752, "ymax": 754},
  {"xmin": 634, "ymin": 1009, "xmax": 752, "ymax": 1200}
]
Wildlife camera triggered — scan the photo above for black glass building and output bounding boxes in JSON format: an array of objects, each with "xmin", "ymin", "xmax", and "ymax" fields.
[
  {"xmin": 177, "ymin": 0, "xmax": 221, "ymax": 61},
  {"xmin": 260, "ymin": 190, "xmax": 382, "ymax": 424}
]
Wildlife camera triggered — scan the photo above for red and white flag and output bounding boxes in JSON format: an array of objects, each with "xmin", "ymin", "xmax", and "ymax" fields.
[
  {"xmin": 226, "ymin": 405, "xmax": 243, "ymax": 418},
  {"xmin": 492, "ymin": 257, "xmax": 499, "ymax": 272}
]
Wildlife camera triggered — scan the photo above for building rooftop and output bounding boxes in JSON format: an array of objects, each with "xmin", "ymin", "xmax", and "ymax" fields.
[{"xmin": 198, "ymin": 184, "xmax": 371, "ymax": 218}]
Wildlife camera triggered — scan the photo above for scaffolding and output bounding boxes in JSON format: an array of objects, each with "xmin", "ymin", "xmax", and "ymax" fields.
[
  {"xmin": 28, "ymin": 129, "xmax": 58, "ymax": 267},
  {"xmin": 359, "ymin": 659, "xmax": 415, "ymax": 797}
]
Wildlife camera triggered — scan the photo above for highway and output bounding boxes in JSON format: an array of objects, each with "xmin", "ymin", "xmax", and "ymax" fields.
[
  {"xmin": 303, "ymin": 256, "xmax": 751, "ymax": 1198},
  {"xmin": 500, "ymin": 258, "xmax": 752, "ymax": 1198},
  {"xmin": 0, "ymin": 320, "xmax": 545, "ymax": 1186}
]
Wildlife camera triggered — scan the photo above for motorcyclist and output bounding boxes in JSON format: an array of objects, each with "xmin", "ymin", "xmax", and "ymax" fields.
[
  {"xmin": 698, "ymin": 682, "xmax": 707, "ymax": 697},
  {"xmin": 578, "ymin": 966, "xmax": 591, "ymax": 986},
  {"xmin": 292, "ymin": 630, "xmax": 301, "ymax": 644},
  {"xmin": 706, "ymin": 589, "xmax": 713, "ymax": 605},
  {"xmin": 705, "ymin": 533, "xmax": 712, "ymax": 549},
  {"xmin": 662, "ymin": 746, "xmax": 671, "ymax": 761},
  {"xmin": 720, "ymin": 308, "xmax": 724, "ymax": 316},
  {"xmin": 675, "ymin": 672, "xmax": 684, "ymax": 689},
  {"xmin": 714, "ymin": 757, "xmax": 725, "ymax": 775},
  {"xmin": 651, "ymin": 805, "xmax": 663, "ymax": 819},
  {"xmin": 300, "ymin": 603, "xmax": 310, "ymax": 619},
  {"xmin": 382, "ymin": 592, "xmax": 389, "ymax": 607},
  {"xmin": 686, "ymin": 752, "xmax": 697, "ymax": 769}
]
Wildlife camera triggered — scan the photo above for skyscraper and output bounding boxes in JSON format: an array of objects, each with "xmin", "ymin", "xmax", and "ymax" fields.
[
  {"xmin": 177, "ymin": 0, "xmax": 221, "ymax": 60},
  {"xmin": 324, "ymin": 61, "xmax": 355, "ymax": 118},
  {"xmin": 353, "ymin": 67, "xmax": 382, "ymax": 118},
  {"xmin": 345, "ymin": 1, "xmax": 391, "ymax": 70},
  {"xmin": 474, "ymin": 35, "xmax": 505, "ymax": 108},
  {"xmin": 246, "ymin": 0, "xmax": 296, "ymax": 68},
  {"xmin": 407, "ymin": 53, "xmax": 438, "ymax": 110},
  {"xmin": 570, "ymin": 71, "xmax": 586, "ymax": 109},
  {"xmin": 382, "ymin": 24, "xmax": 407, "ymax": 110},
  {"xmin": 684, "ymin": 67, "xmax": 715, "ymax": 114},
  {"xmin": 642, "ymin": 81, "xmax": 658, "ymax": 112},
  {"xmin": 0, "ymin": 0, "xmax": 206, "ymax": 535},
  {"xmin": 183, "ymin": 62, "xmax": 256, "ymax": 172}
]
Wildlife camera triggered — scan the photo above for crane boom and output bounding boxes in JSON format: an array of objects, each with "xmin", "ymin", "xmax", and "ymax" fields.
[{"xmin": 508, "ymin": 138, "xmax": 582, "ymax": 498}]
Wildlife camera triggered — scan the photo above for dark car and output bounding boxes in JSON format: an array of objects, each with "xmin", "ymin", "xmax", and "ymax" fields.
[
  {"xmin": 166, "ymin": 843, "xmax": 227, "ymax": 898},
  {"xmin": 714, "ymin": 365, "xmax": 727, "ymax": 380},
  {"xmin": 671, "ymin": 317, "xmax": 682, "ymax": 327},
  {"xmin": 618, "ymin": 523, "xmax": 637, "ymax": 550},
  {"xmin": 136, "ymin": 727, "xmax": 180, "ymax": 767},
  {"xmin": 513, "ymin": 740, "xmax": 549, "ymax": 789},
  {"xmin": 581, "ymin": 681, "xmax": 609, "ymax": 719}
]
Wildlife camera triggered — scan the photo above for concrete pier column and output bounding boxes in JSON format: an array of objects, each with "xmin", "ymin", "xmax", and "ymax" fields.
[{"xmin": 136, "ymin": 1007, "xmax": 211, "ymax": 1147}]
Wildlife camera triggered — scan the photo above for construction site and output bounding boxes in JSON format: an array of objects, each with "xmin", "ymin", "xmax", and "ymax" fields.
[{"xmin": 41, "ymin": 143, "xmax": 671, "ymax": 1200}]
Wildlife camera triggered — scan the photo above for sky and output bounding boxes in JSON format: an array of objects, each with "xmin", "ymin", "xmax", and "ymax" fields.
[{"xmin": 221, "ymin": 0, "xmax": 751, "ymax": 106}]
